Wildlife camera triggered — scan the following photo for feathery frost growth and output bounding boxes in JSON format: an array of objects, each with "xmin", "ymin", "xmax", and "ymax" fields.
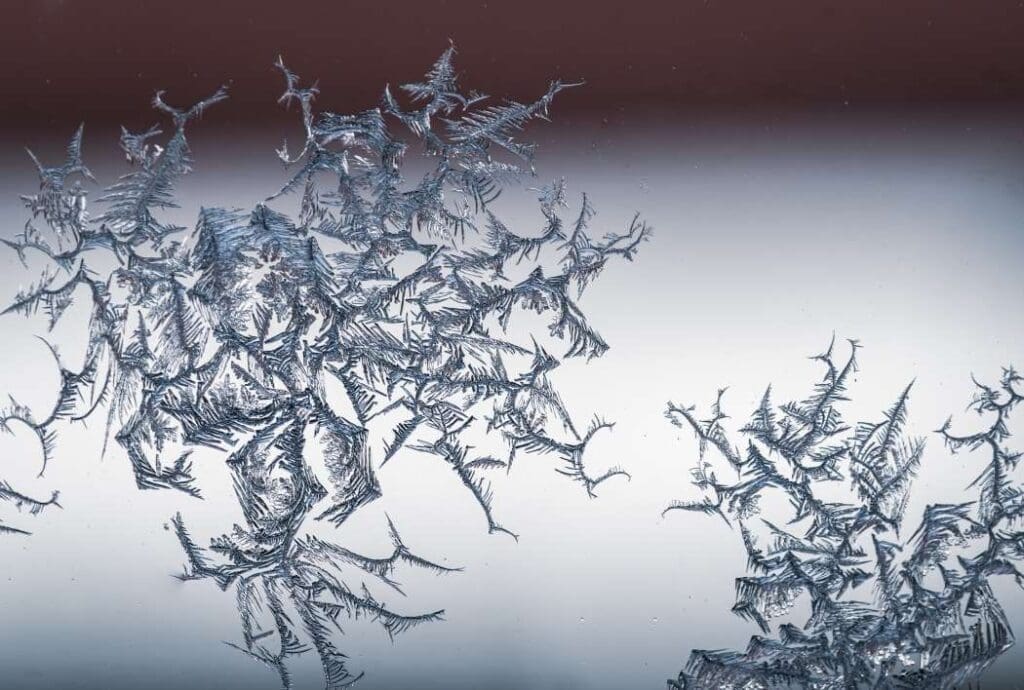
[
  {"xmin": 3, "ymin": 46, "xmax": 649, "ymax": 687},
  {"xmin": 665, "ymin": 339, "xmax": 1022, "ymax": 689}
]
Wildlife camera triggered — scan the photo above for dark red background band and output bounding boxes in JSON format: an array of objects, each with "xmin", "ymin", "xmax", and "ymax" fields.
[{"xmin": 4, "ymin": 0, "xmax": 1024, "ymax": 129}]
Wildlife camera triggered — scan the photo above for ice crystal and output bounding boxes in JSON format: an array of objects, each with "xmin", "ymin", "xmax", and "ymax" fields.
[
  {"xmin": 2, "ymin": 46, "xmax": 649, "ymax": 688},
  {"xmin": 665, "ymin": 339, "xmax": 1021, "ymax": 689}
]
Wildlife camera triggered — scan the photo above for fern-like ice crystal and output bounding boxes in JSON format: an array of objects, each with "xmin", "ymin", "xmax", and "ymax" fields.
[{"xmin": 2, "ymin": 46, "xmax": 649, "ymax": 688}]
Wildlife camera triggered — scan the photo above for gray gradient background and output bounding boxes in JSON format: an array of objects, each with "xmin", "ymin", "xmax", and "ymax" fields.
[{"xmin": 0, "ymin": 102, "xmax": 1022, "ymax": 689}]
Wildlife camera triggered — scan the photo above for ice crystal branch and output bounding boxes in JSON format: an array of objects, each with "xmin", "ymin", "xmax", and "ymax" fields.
[
  {"xmin": 665, "ymin": 339, "xmax": 1020, "ymax": 689},
  {"xmin": 4, "ymin": 46, "xmax": 649, "ymax": 688}
]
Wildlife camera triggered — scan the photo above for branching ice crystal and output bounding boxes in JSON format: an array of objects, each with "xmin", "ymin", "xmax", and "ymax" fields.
[
  {"xmin": 1, "ymin": 46, "xmax": 649, "ymax": 688},
  {"xmin": 665, "ymin": 338, "xmax": 1021, "ymax": 689}
]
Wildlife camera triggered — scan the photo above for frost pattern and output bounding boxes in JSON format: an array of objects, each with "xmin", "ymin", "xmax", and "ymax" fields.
[
  {"xmin": 2, "ymin": 46, "xmax": 649, "ymax": 688},
  {"xmin": 665, "ymin": 339, "xmax": 1022, "ymax": 689}
]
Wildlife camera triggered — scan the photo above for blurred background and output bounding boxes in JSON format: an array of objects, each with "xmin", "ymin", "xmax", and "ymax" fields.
[{"xmin": 2, "ymin": 1, "xmax": 1024, "ymax": 688}]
